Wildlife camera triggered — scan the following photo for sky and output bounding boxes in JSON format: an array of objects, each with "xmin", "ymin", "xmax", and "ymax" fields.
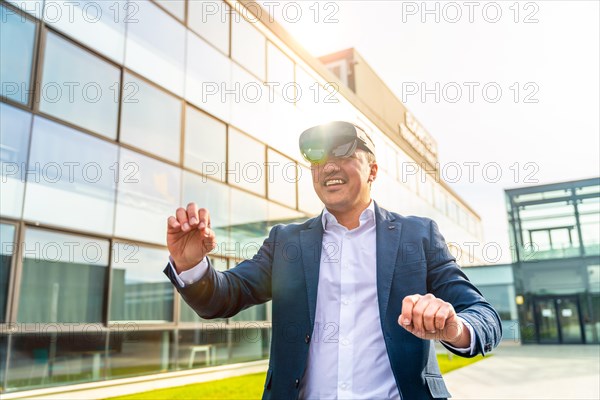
[{"xmin": 261, "ymin": 0, "xmax": 600, "ymax": 262}]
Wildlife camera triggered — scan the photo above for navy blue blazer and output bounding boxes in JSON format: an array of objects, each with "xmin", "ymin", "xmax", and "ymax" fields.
[{"xmin": 164, "ymin": 203, "xmax": 502, "ymax": 400}]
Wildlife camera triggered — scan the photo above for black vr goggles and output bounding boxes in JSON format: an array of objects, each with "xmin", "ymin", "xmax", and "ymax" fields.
[{"xmin": 299, "ymin": 121, "xmax": 376, "ymax": 164}]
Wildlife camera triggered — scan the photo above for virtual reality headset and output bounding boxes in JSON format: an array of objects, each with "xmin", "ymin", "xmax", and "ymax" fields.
[{"xmin": 299, "ymin": 121, "xmax": 376, "ymax": 164}]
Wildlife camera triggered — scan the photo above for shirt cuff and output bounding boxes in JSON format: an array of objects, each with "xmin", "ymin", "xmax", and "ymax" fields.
[
  {"xmin": 441, "ymin": 317, "xmax": 476, "ymax": 355},
  {"xmin": 168, "ymin": 256, "xmax": 209, "ymax": 287}
]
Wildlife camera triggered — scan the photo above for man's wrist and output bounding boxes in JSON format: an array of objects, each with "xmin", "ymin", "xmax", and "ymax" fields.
[
  {"xmin": 442, "ymin": 319, "xmax": 470, "ymax": 348},
  {"xmin": 172, "ymin": 257, "xmax": 204, "ymax": 274}
]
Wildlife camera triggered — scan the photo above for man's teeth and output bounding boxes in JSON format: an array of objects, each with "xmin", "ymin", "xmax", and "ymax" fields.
[{"xmin": 325, "ymin": 179, "xmax": 344, "ymax": 186}]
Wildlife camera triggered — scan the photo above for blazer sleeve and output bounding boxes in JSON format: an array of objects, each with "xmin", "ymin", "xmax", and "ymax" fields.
[
  {"xmin": 163, "ymin": 225, "xmax": 279, "ymax": 319},
  {"xmin": 424, "ymin": 219, "xmax": 503, "ymax": 357}
]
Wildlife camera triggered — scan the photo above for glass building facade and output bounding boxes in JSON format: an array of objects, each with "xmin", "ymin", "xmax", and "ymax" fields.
[
  {"xmin": 507, "ymin": 178, "xmax": 600, "ymax": 344},
  {"xmin": 0, "ymin": 0, "xmax": 483, "ymax": 393}
]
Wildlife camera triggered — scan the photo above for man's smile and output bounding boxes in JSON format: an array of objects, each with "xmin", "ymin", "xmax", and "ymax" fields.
[{"xmin": 324, "ymin": 178, "xmax": 346, "ymax": 187}]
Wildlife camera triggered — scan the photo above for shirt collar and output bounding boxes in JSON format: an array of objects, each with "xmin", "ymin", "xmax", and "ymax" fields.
[{"xmin": 321, "ymin": 200, "xmax": 375, "ymax": 231}]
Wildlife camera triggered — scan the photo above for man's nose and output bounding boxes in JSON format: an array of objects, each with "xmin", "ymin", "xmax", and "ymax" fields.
[{"xmin": 322, "ymin": 160, "xmax": 341, "ymax": 174}]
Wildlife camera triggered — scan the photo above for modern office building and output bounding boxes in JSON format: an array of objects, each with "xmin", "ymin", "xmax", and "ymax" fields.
[
  {"xmin": 507, "ymin": 178, "xmax": 600, "ymax": 344},
  {"xmin": 0, "ymin": 0, "xmax": 484, "ymax": 394}
]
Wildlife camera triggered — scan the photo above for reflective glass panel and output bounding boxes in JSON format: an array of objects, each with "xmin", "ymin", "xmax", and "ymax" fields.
[
  {"xmin": 228, "ymin": 128, "xmax": 265, "ymax": 196},
  {"xmin": 23, "ymin": 116, "xmax": 118, "ymax": 235},
  {"xmin": 229, "ymin": 63, "xmax": 267, "ymax": 143},
  {"xmin": 297, "ymin": 165, "xmax": 323, "ymax": 215},
  {"xmin": 107, "ymin": 330, "xmax": 173, "ymax": 378},
  {"xmin": 110, "ymin": 242, "xmax": 173, "ymax": 322},
  {"xmin": 17, "ymin": 228, "xmax": 109, "ymax": 323},
  {"xmin": 120, "ymin": 73, "xmax": 182, "ymax": 162},
  {"xmin": 114, "ymin": 148, "xmax": 181, "ymax": 245},
  {"xmin": 0, "ymin": 4, "xmax": 36, "ymax": 105},
  {"xmin": 154, "ymin": 0, "xmax": 184, "ymax": 20},
  {"xmin": 7, "ymin": 330, "xmax": 107, "ymax": 390},
  {"xmin": 229, "ymin": 187, "xmax": 267, "ymax": 256},
  {"xmin": 267, "ymin": 149, "xmax": 296, "ymax": 207},
  {"xmin": 4, "ymin": 0, "xmax": 44, "ymax": 18},
  {"xmin": 231, "ymin": 13, "xmax": 265, "ymax": 80},
  {"xmin": 39, "ymin": 31, "xmax": 121, "ymax": 139},
  {"xmin": 0, "ymin": 103, "xmax": 31, "ymax": 218},
  {"xmin": 185, "ymin": 31, "xmax": 232, "ymax": 123},
  {"xmin": 184, "ymin": 105, "xmax": 226, "ymax": 181},
  {"xmin": 0, "ymin": 223, "xmax": 16, "ymax": 323},
  {"xmin": 124, "ymin": 0, "xmax": 185, "ymax": 96},
  {"xmin": 188, "ymin": 0, "xmax": 230, "ymax": 54},
  {"xmin": 266, "ymin": 41, "xmax": 293, "ymax": 91},
  {"xmin": 44, "ymin": 0, "xmax": 126, "ymax": 64}
]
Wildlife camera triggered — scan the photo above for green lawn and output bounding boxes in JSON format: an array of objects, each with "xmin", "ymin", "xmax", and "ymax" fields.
[{"xmin": 106, "ymin": 354, "xmax": 487, "ymax": 400}]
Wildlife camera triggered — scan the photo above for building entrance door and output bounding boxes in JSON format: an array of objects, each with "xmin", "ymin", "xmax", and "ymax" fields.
[{"xmin": 534, "ymin": 296, "xmax": 584, "ymax": 344}]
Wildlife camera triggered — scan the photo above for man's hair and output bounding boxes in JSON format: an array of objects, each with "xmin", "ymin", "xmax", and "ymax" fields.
[{"xmin": 366, "ymin": 151, "xmax": 376, "ymax": 164}]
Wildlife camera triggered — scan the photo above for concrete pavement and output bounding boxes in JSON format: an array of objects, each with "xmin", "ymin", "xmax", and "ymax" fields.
[{"xmin": 444, "ymin": 343, "xmax": 600, "ymax": 399}]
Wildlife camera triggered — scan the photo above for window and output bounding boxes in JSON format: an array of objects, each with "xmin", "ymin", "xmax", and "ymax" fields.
[
  {"xmin": 0, "ymin": 224, "xmax": 16, "ymax": 323},
  {"xmin": 185, "ymin": 31, "xmax": 232, "ymax": 123},
  {"xmin": 228, "ymin": 128, "xmax": 265, "ymax": 196},
  {"xmin": 120, "ymin": 73, "xmax": 182, "ymax": 162},
  {"xmin": 264, "ymin": 93, "xmax": 298, "ymax": 159},
  {"xmin": 229, "ymin": 187, "xmax": 268, "ymax": 254},
  {"xmin": 229, "ymin": 63, "xmax": 268, "ymax": 143},
  {"xmin": 124, "ymin": 0, "xmax": 185, "ymax": 96},
  {"xmin": 188, "ymin": 0, "xmax": 230, "ymax": 55},
  {"xmin": 266, "ymin": 42, "xmax": 294, "ymax": 92},
  {"xmin": 114, "ymin": 149, "xmax": 181, "ymax": 245},
  {"xmin": 44, "ymin": 0, "xmax": 126, "ymax": 64},
  {"xmin": 184, "ymin": 105, "xmax": 226, "ymax": 181},
  {"xmin": 267, "ymin": 149, "xmax": 297, "ymax": 207},
  {"xmin": 154, "ymin": 0, "xmax": 185, "ymax": 21},
  {"xmin": 0, "ymin": 4, "xmax": 36, "ymax": 105},
  {"xmin": 110, "ymin": 242, "xmax": 173, "ymax": 322},
  {"xmin": 23, "ymin": 116, "xmax": 119, "ymax": 235},
  {"xmin": 107, "ymin": 330, "xmax": 173, "ymax": 378},
  {"xmin": 0, "ymin": 103, "xmax": 32, "ymax": 218},
  {"xmin": 297, "ymin": 165, "xmax": 323, "ymax": 215},
  {"xmin": 7, "ymin": 330, "xmax": 107, "ymax": 389},
  {"xmin": 4, "ymin": 0, "xmax": 44, "ymax": 18},
  {"xmin": 231, "ymin": 12, "xmax": 265, "ymax": 80},
  {"xmin": 39, "ymin": 31, "xmax": 121, "ymax": 139},
  {"xmin": 17, "ymin": 228, "xmax": 109, "ymax": 323}
]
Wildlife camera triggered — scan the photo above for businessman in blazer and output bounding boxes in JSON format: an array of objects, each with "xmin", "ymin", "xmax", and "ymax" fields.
[{"xmin": 164, "ymin": 121, "xmax": 502, "ymax": 400}]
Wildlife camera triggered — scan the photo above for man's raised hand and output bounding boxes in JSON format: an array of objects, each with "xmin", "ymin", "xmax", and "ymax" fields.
[
  {"xmin": 167, "ymin": 203, "xmax": 216, "ymax": 273},
  {"xmin": 398, "ymin": 293, "xmax": 470, "ymax": 348}
]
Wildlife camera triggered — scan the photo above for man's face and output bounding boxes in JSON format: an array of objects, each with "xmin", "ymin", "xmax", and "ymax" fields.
[{"xmin": 311, "ymin": 149, "xmax": 378, "ymax": 214}]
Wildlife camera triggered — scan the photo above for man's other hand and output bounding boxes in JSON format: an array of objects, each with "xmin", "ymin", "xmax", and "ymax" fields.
[
  {"xmin": 398, "ymin": 293, "xmax": 470, "ymax": 348},
  {"xmin": 167, "ymin": 203, "xmax": 217, "ymax": 273}
]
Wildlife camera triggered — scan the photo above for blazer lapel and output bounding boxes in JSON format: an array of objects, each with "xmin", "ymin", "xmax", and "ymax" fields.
[
  {"xmin": 300, "ymin": 214, "xmax": 324, "ymax": 328},
  {"xmin": 375, "ymin": 202, "xmax": 403, "ymax": 325}
]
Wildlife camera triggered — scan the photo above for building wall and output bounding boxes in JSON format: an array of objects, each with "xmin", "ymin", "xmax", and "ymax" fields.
[{"xmin": 1, "ymin": 0, "xmax": 484, "ymax": 393}]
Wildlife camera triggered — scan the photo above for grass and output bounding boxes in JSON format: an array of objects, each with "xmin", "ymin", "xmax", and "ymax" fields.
[{"xmin": 106, "ymin": 354, "xmax": 487, "ymax": 400}]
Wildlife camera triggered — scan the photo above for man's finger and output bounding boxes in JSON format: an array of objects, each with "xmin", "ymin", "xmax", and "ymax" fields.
[
  {"xmin": 435, "ymin": 302, "xmax": 453, "ymax": 331},
  {"xmin": 175, "ymin": 207, "xmax": 189, "ymax": 231},
  {"xmin": 399, "ymin": 294, "xmax": 420, "ymax": 326},
  {"xmin": 167, "ymin": 216, "xmax": 181, "ymax": 232},
  {"xmin": 422, "ymin": 302, "xmax": 442, "ymax": 333},
  {"xmin": 198, "ymin": 208, "xmax": 210, "ymax": 230},
  {"xmin": 187, "ymin": 202, "xmax": 199, "ymax": 227}
]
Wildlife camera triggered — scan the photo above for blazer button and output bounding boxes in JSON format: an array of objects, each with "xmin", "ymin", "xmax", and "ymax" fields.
[
  {"xmin": 295, "ymin": 378, "xmax": 300, "ymax": 388},
  {"xmin": 305, "ymin": 334, "xmax": 311, "ymax": 344}
]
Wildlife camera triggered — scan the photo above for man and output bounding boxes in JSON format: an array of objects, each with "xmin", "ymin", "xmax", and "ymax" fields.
[{"xmin": 164, "ymin": 121, "xmax": 502, "ymax": 400}]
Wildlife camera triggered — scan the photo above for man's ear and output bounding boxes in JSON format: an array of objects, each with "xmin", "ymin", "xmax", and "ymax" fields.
[{"xmin": 368, "ymin": 162, "xmax": 378, "ymax": 182}]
